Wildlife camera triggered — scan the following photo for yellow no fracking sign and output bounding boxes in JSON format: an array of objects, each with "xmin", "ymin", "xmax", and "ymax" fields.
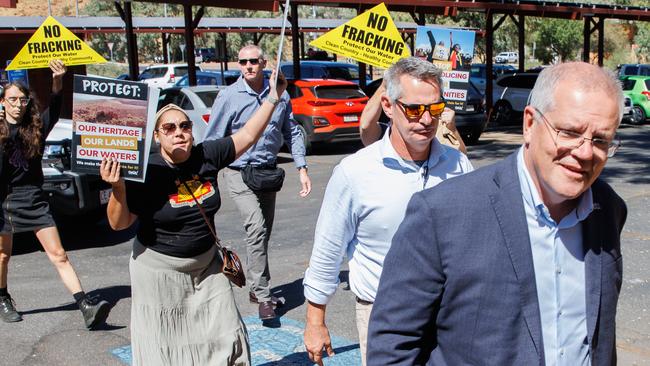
[
  {"xmin": 6, "ymin": 16, "xmax": 107, "ymax": 71},
  {"xmin": 310, "ymin": 3, "xmax": 410, "ymax": 68}
]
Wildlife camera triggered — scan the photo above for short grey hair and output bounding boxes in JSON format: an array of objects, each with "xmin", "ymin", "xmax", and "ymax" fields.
[
  {"xmin": 239, "ymin": 44, "xmax": 265, "ymax": 60},
  {"xmin": 384, "ymin": 57, "xmax": 443, "ymax": 102},
  {"xmin": 528, "ymin": 62, "xmax": 624, "ymax": 122}
]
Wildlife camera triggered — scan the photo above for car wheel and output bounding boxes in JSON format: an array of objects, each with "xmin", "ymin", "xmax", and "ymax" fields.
[
  {"xmin": 297, "ymin": 124, "xmax": 312, "ymax": 155},
  {"xmin": 630, "ymin": 106, "xmax": 646, "ymax": 125},
  {"xmin": 490, "ymin": 101, "xmax": 513, "ymax": 126}
]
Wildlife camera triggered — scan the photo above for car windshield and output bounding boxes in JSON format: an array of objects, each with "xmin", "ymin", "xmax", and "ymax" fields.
[
  {"xmin": 174, "ymin": 67, "xmax": 188, "ymax": 76},
  {"xmin": 470, "ymin": 66, "xmax": 485, "ymax": 78},
  {"xmin": 139, "ymin": 68, "xmax": 166, "ymax": 79},
  {"xmin": 195, "ymin": 90, "xmax": 219, "ymax": 107},
  {"xmin": 313, "ymin": 85, "xmax": 365, "ymax": 99},
  {"xmin": 621, "ymin": 79, "xmax": 636, "ymax": 91},
  {"xmin": 325, "ymin": 66, "xmax": 358, "ymax": 80}
]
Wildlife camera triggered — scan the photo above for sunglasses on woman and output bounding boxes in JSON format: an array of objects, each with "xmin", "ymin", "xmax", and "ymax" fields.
[
  {"xmin": 158, "ymin": 120, "xmax": 193, "ymax": 135},
  {"xmin": 396, "ymin": 100, "xmax": 446, "ymax": 120},
  {"xmin": 238, "ymin": 58, "xmax": 261, "ymax": 66}
]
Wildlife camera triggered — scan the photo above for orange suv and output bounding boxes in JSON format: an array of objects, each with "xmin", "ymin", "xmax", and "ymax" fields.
[{"xmin": 287, "ymin": 79, "xmax": 368, "ymax": 153}]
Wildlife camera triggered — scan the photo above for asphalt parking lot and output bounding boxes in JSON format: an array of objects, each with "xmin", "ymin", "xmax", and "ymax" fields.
[{"xmin": 1, "ymin": 124, "xmax": 648, "ymax": 365}]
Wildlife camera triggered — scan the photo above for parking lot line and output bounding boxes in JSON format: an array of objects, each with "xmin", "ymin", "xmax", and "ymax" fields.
[{"xmin": 110, "ymin": 316, "xmax": 361, "ymax": 365}]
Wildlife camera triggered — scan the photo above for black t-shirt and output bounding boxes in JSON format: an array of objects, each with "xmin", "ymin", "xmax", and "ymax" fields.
[
  {"xmin": 126, "ymin": 137, "xmax": 236, "ymax": 258},
  {"xmin": 1, "ymin": 94, "xmax": 62, "ymax": 193}
]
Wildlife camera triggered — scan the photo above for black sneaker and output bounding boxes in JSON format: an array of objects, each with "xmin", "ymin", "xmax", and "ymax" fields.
[
  {"xmin": 78, "ymin": 296, "xmax": 111, "ymax": 329},
  {"xmin": 0, "ymin": 294, "xmax": 23, "ymax": 323}
]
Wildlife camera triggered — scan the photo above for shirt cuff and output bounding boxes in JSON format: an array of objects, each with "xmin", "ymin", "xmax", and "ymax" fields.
[
  {"xmin": 293, "ymin": 156, "xmax": 307, "ymax": 168},
  {"xmin": 303, "ymin": 268, "xmax": 339, "ymax": 305}
]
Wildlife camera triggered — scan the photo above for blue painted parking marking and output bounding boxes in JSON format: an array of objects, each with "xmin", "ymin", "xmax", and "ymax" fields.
[{"xmin": 110, "ymin": 316, "xmax": 360, "ymax": 365}]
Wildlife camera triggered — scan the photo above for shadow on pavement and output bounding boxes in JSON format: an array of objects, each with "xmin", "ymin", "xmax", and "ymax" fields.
[
  {"xmin": 19, "ymin": 285, "xmax": 130, "ymax": 330},
  {"xmin": 272, "ymin": 278, "xmax": 305, "ymax": 316},
  {"xmin": 11, "ymin": 218, "xmax": 136, "ymax": 256},
  {"xmin": 257, "ymin": 343, "xmax": 360, "ymax": 366}
]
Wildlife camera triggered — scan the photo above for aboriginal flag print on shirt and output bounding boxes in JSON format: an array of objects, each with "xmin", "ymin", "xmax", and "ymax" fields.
[{"xmin": 124, "ymin": 137, "xmax": 236, "ymax": 258}]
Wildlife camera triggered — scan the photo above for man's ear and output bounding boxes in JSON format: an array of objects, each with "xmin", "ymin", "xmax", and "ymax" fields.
[
  {"xmin": 522, "ymin": 106, "xmax": 536, "ymax": 146},
  {"xmin": 381, "ymin": 95, "xmax": 394, "ymax": 119}
]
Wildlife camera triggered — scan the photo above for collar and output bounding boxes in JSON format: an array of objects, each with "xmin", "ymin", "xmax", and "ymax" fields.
[
  {"xmin": 516, "ymin": 147, "xmax": 593, "ymax": 227},
  {"xmin": 236, "ymin": 76, "xmax": 270, "ymax": 97},
  {"xmin": 378, "ymin": 126, "xmax": 447, "ymax": 172}
]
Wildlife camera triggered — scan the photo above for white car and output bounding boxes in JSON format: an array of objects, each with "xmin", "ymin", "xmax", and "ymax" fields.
[
  {"xmin": 495, "ymin": 52, "xmax": 518, "ymax": 64},
  {"xmin": 157, "ymin": 85, "xmax": 224, "ymax": 143},
  {"xmin": 491, "ymin": 73, "xmax": 539, "ymax": 125},
  {"xmin": 139, "ymin": 64, "xmax": 188, "ymax": 88}
]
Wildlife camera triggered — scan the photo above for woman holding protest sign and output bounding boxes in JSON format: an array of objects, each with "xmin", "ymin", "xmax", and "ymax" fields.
[
  {"xmin": 0, "ymin": 59, "xmax": 111, "ymax": 329},
  {"xmin": 99, "ymin": 69, "xmax": 288, "ymax": 366}
]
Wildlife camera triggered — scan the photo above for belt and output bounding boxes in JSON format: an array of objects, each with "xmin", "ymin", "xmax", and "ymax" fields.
[{"xmin": 355, "ymin": 297, "xmax": 373, "ymax": 306}]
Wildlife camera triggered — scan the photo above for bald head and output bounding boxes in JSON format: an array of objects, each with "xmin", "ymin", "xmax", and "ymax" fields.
[{"xmin": 528, "ymin": 62, "xmax": 624, "ymax": 122}]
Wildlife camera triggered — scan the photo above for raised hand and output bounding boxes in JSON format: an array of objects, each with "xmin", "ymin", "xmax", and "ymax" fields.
[{"xmin": 49, "ymin": 59, "xmax": 67, "ymax": 94}]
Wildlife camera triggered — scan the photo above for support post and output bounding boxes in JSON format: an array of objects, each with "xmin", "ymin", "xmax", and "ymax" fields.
[
  {"xmin": 517, "ymin": 15, "xmax": 525, "ymax": 72},
  {"xmin": 597, "ymin": 17, "xmax": 604, "ymax": 66},
  {"xmin": 290, "ymin": 2, "xmax": 301, "ymax": 79},
  {"xmin": 116, "ymin": 1, "xmax": 139, "ymax": 81},
  {"xmin": 583, "ymin": 17, "xmax": 591, "ymax": 63},
  {"xmin": 183, "ymin": 3, "xmax": 197, "ymax": 86},
  {"xmin": 486, "ymin": 10, "xmax": 494, "ymax": 117}
]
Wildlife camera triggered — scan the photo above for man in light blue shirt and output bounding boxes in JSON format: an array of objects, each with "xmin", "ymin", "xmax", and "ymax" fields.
[
  {"xmin": 302, "ymin": 57, "xmax": 473, "ymax": 366},
  {"xmin": 205, "ymin": 45, "xmax": 311, "ymax": 320}
]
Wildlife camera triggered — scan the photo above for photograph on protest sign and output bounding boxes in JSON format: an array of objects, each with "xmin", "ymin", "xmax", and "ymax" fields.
[
  {"xmin": 6, "ymin": 16, "xmax": 106, "ymax": 71},
  {"xmin": 310, "ymin": 2, "xmax": 410, "ymax": 68},
  {"xmin": 71, "ymin": 75, "xmax": 158, "ymax": 182},
  {"xmin": 415, "ymin": 26, "xmax": 476, "ymax": 111}
]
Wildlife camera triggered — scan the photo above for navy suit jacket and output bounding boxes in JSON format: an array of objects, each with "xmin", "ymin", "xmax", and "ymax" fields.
[{"xmin": 367, "ymin": 152, "xmax": 627, "ymax": 366}]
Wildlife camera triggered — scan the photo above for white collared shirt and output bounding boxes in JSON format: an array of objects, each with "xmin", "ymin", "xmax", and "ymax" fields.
[{"xmin": 303, "ymin": 129, "xmax": 473, "ymax": 304}]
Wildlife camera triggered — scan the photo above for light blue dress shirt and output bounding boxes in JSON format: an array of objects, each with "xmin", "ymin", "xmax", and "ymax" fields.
[
  {"xmin": 517, "ymin": 148, "xmax": 594, "ymax": 366},
  {"xmin": 303, "ymin": 130, "xmax": 473, "ymax": 304},
  {"xmin": 204, "ymin": 77, "xmax": 307, "ymax": 168}
]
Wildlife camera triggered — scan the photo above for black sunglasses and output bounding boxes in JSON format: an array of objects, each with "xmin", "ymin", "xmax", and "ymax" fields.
[
  {"xmin": 238, "ymin": 58, "xmax": 261, "ymax": 66},
  {"xmin": 158, "ymin": 120, "xmax": 193, "ymax": 135}
]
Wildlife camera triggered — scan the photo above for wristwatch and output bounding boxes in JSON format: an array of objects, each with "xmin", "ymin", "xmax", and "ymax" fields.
[
  {"xmin": 267, "ymin": 95, "xmax": 279, "ymax": 106},
  {"xmin": 297, "ymin": 165, "xmax": 308, "ymax": 171}
]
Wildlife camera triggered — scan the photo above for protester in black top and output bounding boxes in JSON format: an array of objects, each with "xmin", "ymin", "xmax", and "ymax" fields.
[
  {"xmin": 99, "ymin": 71, "xmax": 287, "ymax": 365},
  {"xmin": 0, "ymin": 60, "xmax": 110, "ymax": 329}
]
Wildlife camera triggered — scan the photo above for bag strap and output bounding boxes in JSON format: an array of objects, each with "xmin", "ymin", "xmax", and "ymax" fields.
[{"xmin": 179, "ymin": 180, "xmax": 224, "ymax": 250}]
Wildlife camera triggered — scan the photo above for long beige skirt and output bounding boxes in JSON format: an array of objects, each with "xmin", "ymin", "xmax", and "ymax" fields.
[{"xmin": 130, "ymin": 239, "xmax": 250, "ymax": 366}]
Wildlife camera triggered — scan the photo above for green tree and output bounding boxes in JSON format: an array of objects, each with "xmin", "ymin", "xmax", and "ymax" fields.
[{"xmin": 534, "ymin": 18, "xmax": 582, "ymax": 63}]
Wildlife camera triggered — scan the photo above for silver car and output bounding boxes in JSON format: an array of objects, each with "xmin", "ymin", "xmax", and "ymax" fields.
[
  {"xmin": 491, "ymin": 73, "xmax": 539, "ymax": 125},
  {"xmin": 157, "ymin": 85, "xmax": 224, "ymax": 143}
]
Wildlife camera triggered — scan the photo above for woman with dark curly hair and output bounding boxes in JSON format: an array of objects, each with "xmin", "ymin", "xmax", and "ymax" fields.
[{"xmin": 0, "ymin": 59, "xmax": 111, "ymax": 329}]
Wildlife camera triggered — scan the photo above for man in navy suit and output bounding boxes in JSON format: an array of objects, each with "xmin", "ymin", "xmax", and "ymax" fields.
[{"xmin": 367, "ymin": 62, "xmax": 627, "ymax": 366}]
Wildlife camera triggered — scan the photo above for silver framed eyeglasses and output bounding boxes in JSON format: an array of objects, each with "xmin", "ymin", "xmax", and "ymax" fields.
[
  {"xmin": 533, "ymin": 108, "xmax": 621, "ymax": 158},
  {"xmin": 5, "ymin": 97, "xmax": 30, "ymax": 106}
]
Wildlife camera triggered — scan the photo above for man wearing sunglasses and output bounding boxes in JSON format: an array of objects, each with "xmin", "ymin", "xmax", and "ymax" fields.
[
  {"xmin": 368, "ymin": 62, "xmax": 627, "ymax": 366},
  {"xmin": 204, "ymin": 44, "xmax": 311, "ymax": 320},
  {"xmin": 303, "ymin": 57, "xmax": 473, "ymax": 366}
]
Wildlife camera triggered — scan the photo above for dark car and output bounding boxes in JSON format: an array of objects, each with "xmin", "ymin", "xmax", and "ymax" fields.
[
  {"xmin": 280, "ymin": 61, "xmax": 372, "ymax": 85},
  {"xmin": 470, "ymin": 64, "xmax": 516, "ymax": 96},
  {"xmin": 453, "ymin": 81, "xmax": 487, "ymax": 145},
  {"xmin": 174, "ymin": 70, "xmax": 241, "ymax": 87},
  {"xmin": 43, "ymin": 120, "xmax": 111, "ymax": 218},
  {"xmin": 195, "ymin": 47, "xmax": 218, "ymax": 63}
]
